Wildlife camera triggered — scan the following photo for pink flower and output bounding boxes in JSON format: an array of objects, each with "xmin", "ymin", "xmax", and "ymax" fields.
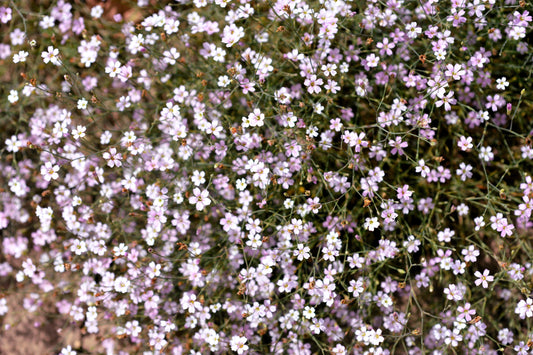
[
  {"xmin": 102, "ymin": 147, "xmax": 122, "ymax": 168},
  {"xmin": 221, "ymin": 24, "xmax": 244, "ymax": 47},
  {"xmin": 443, "ymin": 284, "xmax": 463, "ymax": 301},
  {"xmin": 435, "ymin": 91, "xmax": 457, "ymax": 111},
  {"xmin": 0, "ymin": 7, "xmax": 12, "ymax": 24},
  {"xmin": 445, "ymin": 63, "xmax": 465, "ymax": 80},
  {"xmin": 342, "ymin": 131, "xmax": 368, "ymax": 152},
  {"xmin": 188, "ymin": 188, "xmax": 211, "ymax": 211},
  {"xmin": 389, "ymin": 136, "xmax": 408, "ymax": 156},
  {"xmin": 457, "ymin": 136, "xmax": 473, "ymax": 151},
  {"xmin": 457, "ymin": 302, "xmax": 476, "ymax": 321},
  {"xmin": 474, "ymin": 269, "xmax": 494, "ymax": 288},
  {"xmin": 447, "ymin": 9, "xmax": 467, "ymax": 27},
  {"xmin": 304, "ymin": 75, "xmax": 323, "ymax": 94}
]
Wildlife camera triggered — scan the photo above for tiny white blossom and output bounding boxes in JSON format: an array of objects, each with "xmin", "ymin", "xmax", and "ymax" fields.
[
  {"xmin": 364, "ymin": 217, "xmax": 380, "ymax": 231},
  {"xmin": 77, "ymin": 98, "xmax": 88, "ymax": 110},
  {"xmin": 13, "ymin": 50, "xmax": 28, "ymax": 63},
  {"xmin": 41, "ymin": 46, "xmax": 61, "ymax": 66},
  {"xmin": 7, "ymin": 89, "xmax": 18, "ymax": 104}
]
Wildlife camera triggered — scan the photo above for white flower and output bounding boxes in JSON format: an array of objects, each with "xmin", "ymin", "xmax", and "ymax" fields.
[
  {"xmin": 406, "ymin": 22, "xmax": 421, "ymax": 38},
  {"xmin": 364, "ymin": 217, "xmax": 379, "ymax": 231},
  {"xmin": 284, "ymin": 199, "xmax": 294, "ymax": 209},
  {"xmin": 294, "ymin": 243, "xmax": 311, "ymax": 261},
  {"xmin": 7, "ymin": 89, "xmax": 18, "ymax": 104},
  {"xmin": 100, "ymin": 131, "xmax": 112, "ymax": 145},
  {"xmin": 302, "ymin": 306, "xmax": 315, "ymax": 319},
  {"xmin": 91, "ymin": 5, "xmax": 104, "ymax": 19},
  {"xmin": 230, "ymin": 336, "xmax": 249, "ymax": 354},
  {"xmin": 72, "ymin": 196, "xmax": 82, "ymax": 206},
  {"xmin": 435, "ymin": 50, "xmax": 446, "ymax": 61},
  {"xmin": 70, "ymin": 239, "xmax": 87, "ymax": 255},
  {"xmin": 235, "ymin": 178, "xmax": 248, "ymax": 191},
  {"xmin": 457, "ymin": 203, "xmax": 469, "ymax": 216},
  {"xmin": 218, "ymin": 75, "xmax": 230, "ymax": 87},
  {"xmin": 41, "ymin": 46, "xmax": 61, "ymax": 66},
  {"xmin": 114, "ymin": 276, "xmax": 131, "ymax": 293},
  {"xmin": 77, "ymin": 98, "xmax": 88, "ymax": 110},
  {"xmin": 72, "ymin": 125, "xmax": 86, "ymax": 140},
  {"xmin": 191, "ymin": 170, "xmax": 206, "ymax": 186},
  {"xmin": 105, "ymin": 61, "xmax": 122, "ymax": 78},
  {"xmin": 496, "ymin": 77, "xmax": 509, "ymax": 90},
  {"xmin": 246, "ymin": 233, "xmax": 262, "ymax": 249},
  {"xmin": 113, "ymin": 243, "xmax": 128, "ymax": 257},
  {"xmin": 86, "ymin": 306, "xmax": 97, "ymax": 321},
  {"xmin": 60, "ymin": 345, "xmax": 77, "ymax": 355},
  {"xmin": 147, "ymin": 261, "xmax": 161, "ymax": 279},
  {"xmin": 0, "ymin": 298, "xmax": 8, "ymax": 316},
  {"xmin": 13, "ymin": 50, "xmax": 28, "ymax": 63},
  {"xmin": 479, "ymin": 146, "xmax": 494, "ymax": 162},
  {"xmin": 5, "ymin": 135, "xmax": 22, "ymax": 152}
]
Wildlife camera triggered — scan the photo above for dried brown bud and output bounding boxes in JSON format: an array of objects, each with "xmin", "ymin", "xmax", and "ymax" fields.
[
  {"xmin": 340, "ymin": 297, "xmax": 351, "ymax": 305},
  {"xmin": 469, "ymin": 316, "xmax": 482, "ymax": 324},
  {"xmin": 525, "ymin": 135, "xmax": 532, "ymax": 147},
  {"xmin": 363, "ymin": 198, "xmax": 372, "ymax": 207}
]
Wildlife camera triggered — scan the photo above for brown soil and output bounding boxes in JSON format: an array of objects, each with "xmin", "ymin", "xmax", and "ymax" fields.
[{"xmin": 0, "ymin": 292, "xmax": 103, "ymax": 355}]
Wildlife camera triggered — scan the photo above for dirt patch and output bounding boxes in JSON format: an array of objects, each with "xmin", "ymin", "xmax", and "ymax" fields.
[{"xmin": 0, "ymin": 293, "xmax": 104, "ymax": 355}]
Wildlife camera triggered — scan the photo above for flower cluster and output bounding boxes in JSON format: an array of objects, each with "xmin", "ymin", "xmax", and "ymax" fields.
[{"xmin": 0, "ymin": 0, "xmax": 532, "ymax": 354}]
